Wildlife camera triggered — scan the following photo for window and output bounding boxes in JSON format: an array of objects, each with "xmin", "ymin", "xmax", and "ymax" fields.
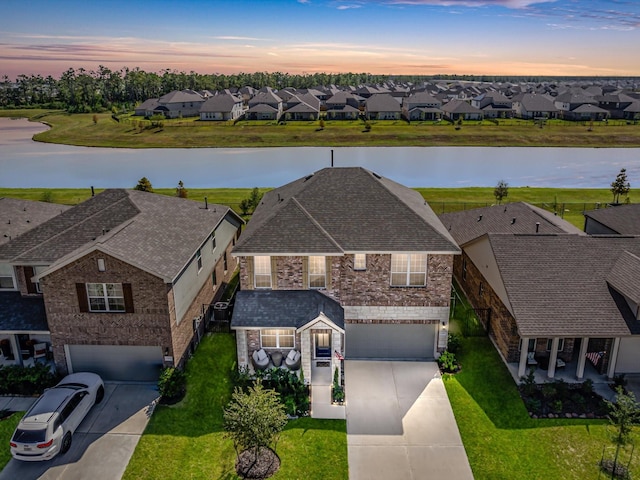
[
  {"xmin": 0, "ymin": 264, "xmax": 15, "ymax": 290},
  {"xmin": 196, "ymin": 249, "xmax": 202, "ymax": 273},
  {"xmin": 97, "ymin": 258, "xmax": 106, "ymax": 272},
  {"xmin": 223, "ymin": 252, "xmax": 228, "ymax": 272},
  {"xmin": 254, "ymin": 256, "xmax": 271, "ymax": 289},
  {"xmin": 354, "ymin": 254, "xmax": 366, "ymax": 271},
  {"xmin": 261, "ymin": 329, "xmax": 295, "ymax": 349},
  {"xmin": 462, "ymin": 258, "xmax": 467, "ymax": 281},
  {"xmin": 479, "ymin": 282, "xmax": 484, "ymax": 296},
  {"xmin": 546, "ymin": 338, "xmax": 565, "ymax": 352},
  {"xmin": 519, "ymin": 338, "xmax": 537, "ymax": 352},
  {"xmin": 86, "ymin": 283, "xmax": 125, "ymax": 312},
  {"xmin": 211, "ymin": 233, "xmax": 216, "ymax": 252},
  {"xmin": 390, "ymin": 254, "xmax": 427, "ymax": 286},
  {"xmin": 309, "ymin": 256, "xmax": 326, "ymax": 289}
]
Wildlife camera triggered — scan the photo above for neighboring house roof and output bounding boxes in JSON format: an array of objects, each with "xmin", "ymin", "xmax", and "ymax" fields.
[
  {"xmin": 285, "ymin": 101, "xmax": 319, "ymax": 114},
  {"xmin": 365, "ymin": 93, "xmax": 401, "ymax": 113},
  {"xmin": 624, "ymin": 102, "xmax": 640, "ymax": 113},
  {"xmin": 516, "ymin": 94, "xmax": 559, "ymax": 113},
  {"xmin": 0, "ymin": 291, "xmax": 48, "ymax": 332},
  {"xmin": 607, "ymin": 251, "xmax": 640, "ymax": 307},
  {"xmin": 158, "ymin": 90, "xmax": 204, "ymax": 105},
  {"xmin": 488, "ymin": 234, "xmax": 639, "ymax": 337},
  {"xmin": 441, "ymin": 100, "xmax": 482, "ymax": 114},
  {"xmin": 135, "ymin": 98, "xmax": 159, "ymax": 111},
  {"xmin": 571, "ymin": 104, "xmax": 609, "ymax": 114},
  {"xmin": 248, "ymin": 90, "xmax": 283, "ymax": 107},
  {"xmin": 405, "ymin": 92, "xmax": 441, "ymax": 106},
  {"xmin": 584, "ymin": 204, "xmax": 640, "ymax": 235},
  {"xmin": 0, "ymin": 189, "xmax": 240, "ymax": 282},
  {"xmin": 0, "ymin": 198, "xmax": 71, "ymax": 246},
  {"xmin": 326, "ymin": 91, "xmax": 358, "ymax": 106},
  {"xmin": 439, "ymin": 202, "xmax": 583, "ymax": 246},
  {"xmin": 234, "ymin": 167, "xmax": 460, "ymax": 255},
  {"xmin": 199, "ymin": 93, "xmax": 242, "ymax": 112},
  {"xmin": 232, "ymin": 290, "xmax": 344, "ymax": 330},
  {"xmin": 326, "ymin": 105, "xmax": 360, "ymax": 113}
]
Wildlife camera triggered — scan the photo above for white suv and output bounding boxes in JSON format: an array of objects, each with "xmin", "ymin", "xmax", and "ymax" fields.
[{"xmin": 10, "ymin": 372, "xmax": 104, "ymax": 461}]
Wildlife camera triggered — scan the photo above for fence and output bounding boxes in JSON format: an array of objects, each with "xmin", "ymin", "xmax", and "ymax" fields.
[{"xmin": 432, "ymin": 201, "xmax": 620, "ymax": 219}]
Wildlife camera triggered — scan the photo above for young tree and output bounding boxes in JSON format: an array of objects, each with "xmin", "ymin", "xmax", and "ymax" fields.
[
  {"xmin": 224, "ymin": 383, "xmax": 287, "ymax": 477},
  {"xmin": 133, "ymin": 176, "xmax": 154, "ymax": 192},
  {"xmin": 239, "ymin": 198, "xmax": 252, "ymax": 216},
  {"xmin": 248, "ymin": 187, "xmax": 263, "ymax": 212},
  {"xmin": 611, "ymin": 168, "xmax": 631, "ymax": 204},
  {"xmin": 494, "ymin": 179, "xmax": 509, "ymax": 204},
  {"xmin": 603, "ymin": 386, "xmax": 640, "ymax": 477},
  {"xmin": 176, "ymin": 180, "xmax": 188, "ymax": 198}
]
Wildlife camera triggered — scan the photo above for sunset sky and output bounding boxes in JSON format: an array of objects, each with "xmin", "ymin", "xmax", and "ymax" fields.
[{"xmin": 1, "ymin": 0, "xmax": 639, "ymax": 79}]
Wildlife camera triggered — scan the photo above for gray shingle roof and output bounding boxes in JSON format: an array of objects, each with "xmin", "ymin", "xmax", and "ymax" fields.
[
  {"xmin": 607, "ymin": 251, "xmax": 640, "ymax": 306},
  {"xmin": 0, "ymin": 198, "xmax": 71, "ymax": 246},
  {"xmin": 158, "ymin": 90, "xmax": 204, "ymax": 104},
  {"xmin": 517, "ymin": 93, "xmax": 559, "ymax": 113},
  {"xmin": 231, "ymin": 290, "xmax": 344, "ymax": 329},
  {"xmin": 365, "ymin": 94, "xmax": 401, "ymax": 113},
  {"xmin": 234, "ymin": 167, "xmax": 459, "ymax": 255},
  {"xmin": 489, "ymin": 234, "xmax": 640, "ymax": 337},
  {"xmin": 0, "ymin": 292, "xmax": 48, "ymax": 331},
  {"xmin": 441, "ymin": 99, "xmax": 482, "ymax": 114},
  {"xmin": 584, "ymin": 204, "xmax": 640, "ymax": 235},
  {"xmin": 439, "ymin": 202, "xmax": 582, "ymax": 246},
  {"xmin": 199, "ymin": 93, "xmax": 242, "ymax": 112}
]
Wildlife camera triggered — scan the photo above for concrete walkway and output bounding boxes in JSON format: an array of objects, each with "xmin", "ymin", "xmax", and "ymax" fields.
[
  {"xmin": 345, "ymin": 361, "xmax": 474, "ymax": 480},
  {"xmin": 310, "ymin": 360, "xmax": 345, "ymax": 420}
]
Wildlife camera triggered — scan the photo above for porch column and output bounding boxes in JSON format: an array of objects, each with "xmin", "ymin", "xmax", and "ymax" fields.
[
  {"xmin": 9, "ymin": 335, "xmax": 23, "ymax": 367},
  {"xmin": 576, "ymin": 337, "xmax": 589, "ymax": 380},
  {"xmin": 518, "ymin": 337, "xmax": 529, "ymax": 378},
  {"xmin": 547, "ymin": 338, "xmax": 559, "ymax": 379},
  {"xmin": 607, "ymin": 337, "xmax": 621, "ymax": 380}
]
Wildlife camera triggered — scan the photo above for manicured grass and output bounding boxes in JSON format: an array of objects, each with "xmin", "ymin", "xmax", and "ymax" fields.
[
  {"xmin": 123, "ymin": 333, "xmax": 347, "ymax": 480},
  {"xmin": 0, "ymin": 412, "xmax": 21, "ymax": 469},
  {"xmin": 444, "ymin": 332, "xmax": 640, "ymax": 479},
  {"xmin": 4, "ymin": 109, "xmax": 640, "ymax": 148}
]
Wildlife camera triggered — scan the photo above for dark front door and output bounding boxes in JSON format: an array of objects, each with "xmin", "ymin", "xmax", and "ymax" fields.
[{"xmin": 315, "ymin": 332, "xmax": 331, "ymax": 358}]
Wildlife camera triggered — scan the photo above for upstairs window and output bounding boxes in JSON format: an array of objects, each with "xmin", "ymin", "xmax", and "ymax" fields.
[
  {"xmin": 0, "ymin": 264, "xmax": 15, "ymax": 290},
  {"xmin": 390, "ymin": 254, "xmax": 427, "ymax": 286},
  {"xmin": 86, "ymin": 283, "xmax": 126, "ymax": 312},
  {"xmin": 354, "ymin": 254, "xmax": 366, "ymax": 271},
  {"xmin": 309, "ymin": 256, "xmax": 326, "ymax": 289},
  {"xmin": 196, "ymin": 249, "xmax": 202, "ymax": 272},
  {"xmin": 254, "ymin": 256, "xmax": 272, "ymax": 289},
  {"xmin": 211, "ymin": 233, "xmax": 216, "ymax": 252}
]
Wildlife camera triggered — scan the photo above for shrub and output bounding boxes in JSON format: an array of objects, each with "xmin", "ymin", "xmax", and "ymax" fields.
[
  {"xmin": 520, "ymin": 369, "xmax": 537, "ymax": 397},
  {"xmin": 438, "ymin": 351, "xmax": 458, "ymax": 373},
  {"xmin": 447, "ymin": 333, "xmax": 462, "ymax": 354},
  {"xmin": 0, "ymin": 364, "xmax": 58, "ymax": 396},
  {"xmin": 158, "ymin": 367, "xmax": 186, "ymax": 399},
  {"xmin": 581, "ymin": 378, "xmax": 595, "ymax": 395},
  {"xmin": 551, "ymin": 400, "xmax": 563, "ymax": 414},
  {"xmin": 541, "ymin": 382, "xmax": 557, "ymax": 400},
  {"xmin": 332, "ymin": 385, "xmax": 345, "ymax": 404}
]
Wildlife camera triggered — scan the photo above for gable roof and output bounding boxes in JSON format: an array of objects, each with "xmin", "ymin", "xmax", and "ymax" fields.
[
  {"xmin": 0, "ymin": 292, "xmax": 48, "ymax": 332},
  {"xmin": 200, "ymin": 93, "xmax": 242, "ymax": 112},
  {"xmin": 517, "ymin": 93, "xmax": 559, "ymax": 113},
  {"xmin": 234, "ymin": 167, "xmax": 459, "ymax": 255},
  {"xmin": 441, "ymin": 99, "xmax": 482, "ymax": 114},
  {"xmin": 0, "ymin": 198, "xmax": 71, "ymax": 246},
  {"xmin": 365, "ymin": 93, "xmax": 401, "ymax": 113},
  {"xmin": 607, "ymin": 251, "xmax": 640, "ymax": 306},
  {"xmin": 584, "ymin": 204, "xmax": 640, "ymax": 235},
  {"xmin": 158, "ymin": 90, "xmax": 204, "ymax": 104}
]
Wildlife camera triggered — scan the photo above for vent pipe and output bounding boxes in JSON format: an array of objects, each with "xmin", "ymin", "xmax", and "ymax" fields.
[
  {"xmin": 204, "ymin": 197, "xmax": 208, "ymax": 210},
  {"xmin": 331, "ymin": 149, "xmax": 334, "ymax": 167},
  {"xmin": 511, "ymin": 217, "xmax": 516, "ymax": 224},
  {"xmin": 91, "ymin": 186, "xmax": 95, "ymax": 197},
  {"xmin": 477, "ymin": 215, "xmax": 482, "ymax": 222},
  {"xmin": 536, "ymin": 222, "xmax": 540, "ymax": 233}
]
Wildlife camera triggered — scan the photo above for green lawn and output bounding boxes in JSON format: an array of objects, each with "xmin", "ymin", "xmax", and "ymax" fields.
[
  {"xmin": 444, "ymin": 331, "xmax": 640, "ymax": 479},
  {"xmin": 123, "ymin": 333, "xmax": 347, "ymax": 480},
  {"xmin": 0, "ymin": 413, "xmax": 22, "ymax": 469}
]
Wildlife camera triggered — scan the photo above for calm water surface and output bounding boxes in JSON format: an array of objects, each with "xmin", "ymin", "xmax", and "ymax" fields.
[{"xmin": 1, "ymin": 117, "xmax": 639, "ymax": 189}]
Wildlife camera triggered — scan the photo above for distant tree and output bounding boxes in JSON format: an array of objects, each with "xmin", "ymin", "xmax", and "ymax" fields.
[
  {"xmin": 92, "ymin": 114, "xmax": 98, "ymax": 125},
  {"xmin": 239, "ymin": 199, "xmax": 252, "ymax": 216},
  {"xmin": 494, "ymin": 180, "xmax": 509, "ymax": 204},
  {"xmin": 319, "ymin": 118, "xmax": 325, "ymax": 130},
  {"xmin": 176, "ymin": 180, "xmax": 188, "ymax": 198},
  {"xmin": 133, "ymin": 177, "xmax": 154, "ymax": 192},
  {"xmin": 248, "ymin": 187, "xmax": 263, "ymax": 212},
  {"xmin": 611, "ymin": 168, "xmax": 631, "ymax": 204},
  {"xmin": 39, "ymin": 190, "xmax": 54, "ymax": 203}
]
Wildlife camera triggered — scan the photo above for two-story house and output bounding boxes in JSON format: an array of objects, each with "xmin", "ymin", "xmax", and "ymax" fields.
[
  {"xmin": 231, "ymin": 167, "xmax": 460, "ymax": 383},
  {"xmin": 0, "ymin": 189, "xmax": 242, "ymax": 381}
]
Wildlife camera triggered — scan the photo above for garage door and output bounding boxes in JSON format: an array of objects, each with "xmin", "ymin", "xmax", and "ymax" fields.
[
  {"xmin": 67, "ymin": 345, "xmax": 163, "ymax": 382},
  {"xmin": 345, "ymin": 323, "xmax": 435, "ymax": 359}
]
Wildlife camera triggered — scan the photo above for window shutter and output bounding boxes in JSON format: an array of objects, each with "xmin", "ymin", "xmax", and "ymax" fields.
[
  {"xmin": 245, "ymin": 257, "xmax": 254, "ymax": 290},
  {"xmin": 24, "ymin": 266, "xmax": 36, "ymax": 294},
  {"xmin": 325, "ymin": 256, "xmax": 332, "ymax": 288},
  {"xmin": 270, "ymin": 256, "xmax": 278, "ymax": 290},
  {"xmin": 123, "ymin": 283, "xmax": 134, "ymax": 313},
  {"xmin": 302, "ymin": 257, "xmax": 309, "ymax": 289},
  {"xmin": 76, "ymin": 283, "xmax": 89, "ymax": 312}
]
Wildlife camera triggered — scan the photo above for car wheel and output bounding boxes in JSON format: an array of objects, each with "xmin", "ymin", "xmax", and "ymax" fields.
[
  {"xmin": 95, "ymin": 385, "xmax": 105, "ymax": 405},
  {"xmin": 60, "ymin": 432, "xmax": 72, "ymax": 454}
]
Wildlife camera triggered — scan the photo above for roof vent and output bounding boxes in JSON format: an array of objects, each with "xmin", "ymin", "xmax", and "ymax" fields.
[
  {"xmin": 511, "ymin": 217, "xmax": 516, "ymax": 224},
  {"xmin": 504, "ymin": 206, "xmax": 507, "ymax": 213},
  {"xmin": 372, "ymin": 171, "xmax": 382, "ymax": 179},
  {"xmin": 303, "ymin": 174, "xmax": 314, "ymax": 182},
  {"xmin": 204, "ymin": 197, "xmax": 208, "ymax": 210},
  {"xmin": 477, "ymin": 215, "xmax": 482, "ymax": 222}
]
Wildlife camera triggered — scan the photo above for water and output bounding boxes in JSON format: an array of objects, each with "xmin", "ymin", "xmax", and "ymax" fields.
[{"xmin": 1, "ymin": 117, "xmax": 639, "ymax": 189}]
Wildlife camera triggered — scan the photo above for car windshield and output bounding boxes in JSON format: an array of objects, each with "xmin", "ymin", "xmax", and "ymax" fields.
[
  {"xmin": 12, "ymin": 428, "xmax": 46, "ymax": 443},
  {"xmin": 54, "ymin": 383, "xmax": 87, "ymax": 390}
]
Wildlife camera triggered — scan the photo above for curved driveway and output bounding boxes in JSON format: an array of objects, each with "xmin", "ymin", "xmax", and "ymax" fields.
[{"xmin": 345, "ymin": 361, "xmax": 474, "ymax": 480}]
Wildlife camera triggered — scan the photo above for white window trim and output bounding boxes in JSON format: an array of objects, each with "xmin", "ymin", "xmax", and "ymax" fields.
[
  {"xmin": 86, "ymin": 283, "xmax": 125, "ymax": 312},
  {"xmin": 254, "ymin": 256, "xmax": 272, "ymax": 289},
  {"xmin": 354, "ymin": 254, "xmax": 366, "ymax": 271},
  {"xmin": 260, "ymin": 329, "xmax": 295, "ymax": 349},
  {"xmin": 390, "ymin": 254, "xmax": 427, "ymax": 287},
  {"xmin": 309, "ymin": 256, "xmax": 326, "ymax": 289},
  {"xmin": 196, "ymin": 249, "xmax": 203, "ymax": 273},
  {"xmin": 546, "ymin": 338, "xmax": 565, "ymax": 352},
  {"xmin": 0, "ymin": 264, "xmax": 16, "ymax": 291}
]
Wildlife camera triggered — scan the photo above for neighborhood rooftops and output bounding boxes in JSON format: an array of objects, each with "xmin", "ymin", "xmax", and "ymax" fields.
[
  {"xmin": 584, "ymin": 204, "xmax": 640, "ymax": 235},
  {"xmin": 0, "ymin": 198, "xmax": 71, "ymax": 246},
  {"xmin": 233, "ymin": 167, "xmax": 460, "ymax": 255}
]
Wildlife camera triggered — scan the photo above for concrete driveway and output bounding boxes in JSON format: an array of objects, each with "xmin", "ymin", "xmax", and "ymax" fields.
[
  {"xmin": 345, "ymin": 361, "xmax": 474, "ymax": 480},
  {"xmin": 1, "ymin": 383, "xmax": 159, "ymax": 480}
]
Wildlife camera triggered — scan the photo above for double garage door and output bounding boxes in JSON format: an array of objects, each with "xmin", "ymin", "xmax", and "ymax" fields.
[
  {"xmin": 345, "ymin": 323, "xmax": 436, "ymax": 360},
  {"xmin": 67, "ymin": 345, "xmax": 163, "ymax": 382}
]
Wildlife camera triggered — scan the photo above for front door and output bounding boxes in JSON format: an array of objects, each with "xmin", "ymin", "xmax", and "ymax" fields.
[{"xmin": 314, "ymin": 332, "xmax": 331, "ymax": 358}]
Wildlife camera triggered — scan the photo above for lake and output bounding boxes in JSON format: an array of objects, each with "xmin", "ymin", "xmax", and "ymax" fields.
[{"xmin": 1, "ymin": 117, "xmax": 639, "ymax": 189}]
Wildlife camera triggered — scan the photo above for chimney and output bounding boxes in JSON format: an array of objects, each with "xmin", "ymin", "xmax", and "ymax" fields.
[
  {"xmin": 511, "ymin": 217, "xmax": 516, "ymax": 224},
  {"xmin": 91, "ymin": 186, "xmax": 95, "ymax": 197},
  {"xmin": 536, "ymin": 222, "xmax": 540, "ymax": 233},
  {"xmin": 204, "ymin": 197, "xmax": 208, "ymax": 210}
]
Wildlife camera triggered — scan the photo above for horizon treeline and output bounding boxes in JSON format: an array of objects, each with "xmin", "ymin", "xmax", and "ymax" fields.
[{"xmin": 2, "ymin": 66, "xmax": 639, "ymax": 113}]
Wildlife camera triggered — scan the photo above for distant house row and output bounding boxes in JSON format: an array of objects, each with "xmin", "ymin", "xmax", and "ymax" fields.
[{"xmin": 135, "ymin": 83, "xmax": 640, "ymax": 123}]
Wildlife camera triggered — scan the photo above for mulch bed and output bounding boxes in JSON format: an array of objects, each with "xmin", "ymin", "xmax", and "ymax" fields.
[{"xmin": 236, "ymin": 447, "xmax": 281, "ymax": 479}]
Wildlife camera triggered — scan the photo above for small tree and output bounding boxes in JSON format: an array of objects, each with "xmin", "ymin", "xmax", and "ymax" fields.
[
  {"xmin": 611, "ymin": 168, "xmax": 631, "ymax": 204},
  {"xmin": 239, "ymin": 198, "xmax": 251, "ymax": 216},
  {"xmin": 603, "ymin": 386, "xmax": 640, "ymax": 478},
  {"xmin": 248, "ymin": 187, "xmax": 263, "ymax": 212},
  {"xmin": 494, "ymin": 180, "xmax": 509, "ymax": 204},
  {"xmin": 133, "ymin": 176, "xmax": 154, "ymax": 192},
  {"xmin": 224, "ymin": 383, "xmax": 287, "ymax": 476},
  {"xmin": 176, "ymin": 180, "xmax": 188, "ymax": 198},
  {"xmin": 92, "ymin": 114, "xmax": 98, "ymax": 125}
]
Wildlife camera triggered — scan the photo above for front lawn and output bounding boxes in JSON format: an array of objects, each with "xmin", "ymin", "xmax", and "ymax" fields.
[
  {"xmin": 123, "ymin": 334, "xmax": 347, "ymax": 480},
  {"xmin": 0, "ymin": 412, "xmax": 21, "ymax": 469},
  {"xmin": 444, "ymin": 335, "xmax": 640, "ymax": 479}
]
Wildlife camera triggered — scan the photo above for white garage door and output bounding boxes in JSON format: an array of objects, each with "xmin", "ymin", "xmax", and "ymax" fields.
[
  {"xmin": 345, "ymin": 323, "xmax": 435, "ymax": 359},
  {"xmin": 67, "ymin": 345, "xmax": 163, "ymax": 382}
]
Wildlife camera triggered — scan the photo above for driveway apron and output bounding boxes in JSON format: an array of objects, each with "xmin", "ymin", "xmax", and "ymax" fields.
[
  {"xmin": 345, "ymin": 361, "xmax": 474, "ymax": 480},
  {"xmin": 0, "ymin": 383, "xmax": 159, "ymax": 480}
]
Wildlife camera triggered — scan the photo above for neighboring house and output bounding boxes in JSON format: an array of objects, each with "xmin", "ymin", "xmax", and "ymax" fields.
[
  {"xmin": 471, "ymin": 92, "xmax": 513, "ymax": 118},
  {"xmin": 403, "ymin": 92, "xmax": 442, "ymax": 121},
  {"xmin": 364, "ymin": 93, "xmax": 402, "ymax": 120},
  {"xmin": 512, "ymin": 93, "xmax": 559, "ymax": 119},
  {"xmin": 246, "ymin": 89, "xmax": 283, "ymax": 121},
  {"xmin": 199, "ymin": 93, "xmax": 244, "ymax": 121},
  {"xmin": 283, "ymin": 101, "xmax": 320, "ymax": 121},
  {"xmin": 134, "ymin": 98, "xmax": 160, "ymax": 117},
  {"xmin": 440, "ymin": 202, "xmax": 640, "ymax": 382},
  {"xmin": 231, "ymin": 167, "xmax": 460, "ymax": 383},
  {"xmin": 325, "ymin": 91, "xmax": 362, "ymax": 120},
  {"xmin": 0, "ymin": 198, "xmax": 71, "ymax": 246},
  {"xmin": 623, "ymin": 101, "xmax": 640, "ymax": 121},
  {"xmin": 583, "ymin": 204, "xmax": 640, "ymax": 235},
  {"xmin": 153, "ymin": 90, "xmax": 205, "ymax": 119},
  {"xmin": 441, "ymin": 99, "xmax": 483, "ymax": 121},
  {"xmin": 0, "ymin": 190, "xmax": 243, "ymax": 381},
  {"xmin": 554, "ymin": 93, "xmax": 608, "ymax": 121},
  {"xmin": 595, "ymin": 93, "xmax": 636, "ymax": 119}
]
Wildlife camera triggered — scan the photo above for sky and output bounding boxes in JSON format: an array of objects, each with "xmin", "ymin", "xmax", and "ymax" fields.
[{"xmin": 1, "ymin": 0, "xmax": 639, "ymax": 79}]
